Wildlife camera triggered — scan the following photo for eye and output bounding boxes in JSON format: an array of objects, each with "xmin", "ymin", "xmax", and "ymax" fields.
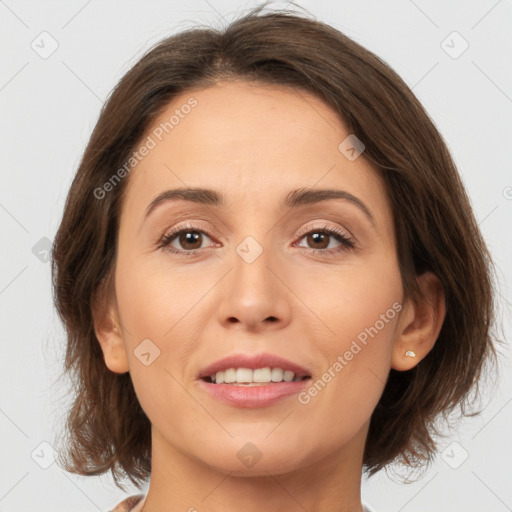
[
  {"xmin": 294, "ymin": 225, "xmax": 355, "ymax": 255},
  {"xmin": 158, "ymin": 224, "xmax": 217, "ymax": 255},
  {"xmin": 158, "ymin": 223, "xmax": 355, "ymax": 256}
]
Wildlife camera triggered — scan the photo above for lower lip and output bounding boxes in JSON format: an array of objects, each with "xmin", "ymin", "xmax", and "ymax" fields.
[{"xmin": 197, "ymin": 378, "xmax": 311, "ymax": 408}]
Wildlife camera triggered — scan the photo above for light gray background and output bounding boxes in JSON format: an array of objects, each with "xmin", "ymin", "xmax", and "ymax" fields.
[{"xmin": 1, "ymin": 1, "xmax": 511, "ymax": 511}]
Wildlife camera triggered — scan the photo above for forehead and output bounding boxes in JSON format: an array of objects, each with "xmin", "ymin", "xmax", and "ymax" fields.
[{"xmin": 120, "ymin": 81, "xmax": 390, "ymax": 228}]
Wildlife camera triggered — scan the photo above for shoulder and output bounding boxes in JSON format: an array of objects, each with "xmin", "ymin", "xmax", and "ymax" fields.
[
  {"xmin": 107, "ymin": 495, "xmax": 372, "ymax": 512},
  {"xmin": 108, "ymin": 494, "xmax": 145, "ymax": 512}
]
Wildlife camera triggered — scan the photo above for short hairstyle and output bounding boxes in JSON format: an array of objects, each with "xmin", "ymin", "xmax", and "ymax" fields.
[{"xmin": 51, "ymin": 3, "xmax": 502, "ymax": 490}]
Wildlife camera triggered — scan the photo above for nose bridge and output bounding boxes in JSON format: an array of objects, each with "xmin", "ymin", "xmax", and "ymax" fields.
[
  {"xmin": 231, "ymin": 231, "xmax": 277, "ymax": 296},
  {"xmin": 215, "ymin": 228, "xmax": 292, "ymax": 330},
  {"xmin": 229, "ymin": 205, "xmax": 277, "ymax": 269}
]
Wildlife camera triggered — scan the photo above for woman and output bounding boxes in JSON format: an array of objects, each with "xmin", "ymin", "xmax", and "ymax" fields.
[{"xmin": 51, "ymin": 5, "xmax": 500, "ymax": 512}]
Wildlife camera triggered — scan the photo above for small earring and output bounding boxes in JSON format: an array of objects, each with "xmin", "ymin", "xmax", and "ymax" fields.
[{"xmin": 405, "ymin": 350, "xmax": 416, "ymax": 358}]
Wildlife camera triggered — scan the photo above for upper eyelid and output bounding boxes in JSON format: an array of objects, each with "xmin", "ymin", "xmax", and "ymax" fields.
[
  {"xmin": 161, "ymin": 222, "xmax": 354, "ymax": 245},
  {"xmin": 162, "ymin": 220, "xmax": 351, "ymax": 235},
  {"xmin": 295, "ymin": 223, "xmax": 353, "ymax": 239}
]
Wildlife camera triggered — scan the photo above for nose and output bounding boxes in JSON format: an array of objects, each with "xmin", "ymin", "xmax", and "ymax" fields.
[{"xmin": 215, "ymin": 240, "xmax": 292, "ymax": 333}]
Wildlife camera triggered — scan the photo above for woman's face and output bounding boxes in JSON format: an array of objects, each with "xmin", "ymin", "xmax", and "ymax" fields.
[{"xmin": 106, "ymin": 80, "xmax": 405, "ymax": 476}]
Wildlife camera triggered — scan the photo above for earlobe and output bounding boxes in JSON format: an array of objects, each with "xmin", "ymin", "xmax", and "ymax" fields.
[
  {"xmin": 91, "ymin": 278, "xmax": 130, "ymax": 374},
  {"xmin": 391, "ymin": 272, "xmax": 446, "ymax": 371}
]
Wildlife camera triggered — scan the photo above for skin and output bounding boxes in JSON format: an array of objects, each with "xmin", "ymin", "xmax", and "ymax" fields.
[{"xmin": 93, "ymin": 81, "xmax": 446, "ymax": 512}]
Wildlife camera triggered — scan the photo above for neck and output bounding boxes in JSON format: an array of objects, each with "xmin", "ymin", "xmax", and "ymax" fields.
[{"xmin": 140, "ymin": 421, "xmax": 369, "ymax": 512}]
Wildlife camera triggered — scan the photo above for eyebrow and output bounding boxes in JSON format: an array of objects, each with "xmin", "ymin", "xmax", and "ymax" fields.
[{"xmin": 143, "ymin": 187, "xmax": 375, "ymax": 226}]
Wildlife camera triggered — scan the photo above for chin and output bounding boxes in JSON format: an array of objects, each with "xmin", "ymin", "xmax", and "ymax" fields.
[{"xmin": 197, "ymin": 441, "xmax": 312, "ymax": 477}]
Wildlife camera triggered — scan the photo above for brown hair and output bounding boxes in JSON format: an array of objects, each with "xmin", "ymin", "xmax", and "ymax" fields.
[{"xmin": 51, "ymin": 2, "xmax": 502, "ymax": 490}]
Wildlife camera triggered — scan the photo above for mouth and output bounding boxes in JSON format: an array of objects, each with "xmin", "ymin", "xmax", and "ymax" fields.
[
  {"xmin": 196, "ymin": 353, "xmax": 313, "ymax": 408},
  {"xmin": 201, "ymin": 369, "xmax": 312, "ymax": 386},
  {"xmin": 197, "ymin": 368, "xmax": 312, "ymax": 408},
  {"xmin": 197, "ymin": 352, "xmax": 313, "ymax": 385}
]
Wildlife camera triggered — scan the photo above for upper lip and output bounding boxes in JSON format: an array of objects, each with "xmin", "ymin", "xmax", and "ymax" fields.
[{"xmin": 197, "ymin": 352, "xmax": 311, "ymax": 380}]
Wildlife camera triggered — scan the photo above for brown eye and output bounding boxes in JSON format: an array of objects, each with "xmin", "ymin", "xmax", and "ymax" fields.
[
  {"xmin": 159, "ymin": 224, "xmax": 355, "ymax": 257},
  {"xmin": 160, "ymin": 227, "xmax": 215, "ymax": 254},
  {"xmin": 306, "ymin": 232, "xmax": 330, "ymax": 249},
  {"xmin": 295, "ymin": 225, "xmax": 355, "ymax": 255},
  {"xmin": 175, "ymin": 231, "xmax": 203, "ymax": 250}
]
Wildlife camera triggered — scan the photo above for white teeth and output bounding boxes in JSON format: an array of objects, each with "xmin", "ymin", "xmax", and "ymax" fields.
[
  {"xmin": 224, "ymin": 368, "xmax": 236, "ymax": 383},
  {"xmin": 283, "ymin": 370, "xmax": 295, "ymax": 382},
  {"xmin": 210, "ymin": 367, "xmax": 304, "ymax": 384},
  {"xmin": 253, "ymin": 368, "xmax": 272, "ymax": 382},
  {"xmin": 236, "ymin": 368, "xmax": 253, "ymax": 383},
  {"xmin": 271, "ymin": 368, "xmax": 283, "ymax": 382}
]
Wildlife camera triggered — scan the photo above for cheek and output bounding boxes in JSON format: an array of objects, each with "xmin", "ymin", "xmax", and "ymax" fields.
[
  {"xmin": 114, "ymin": 253, "xmax": 210, "ymax": 404},
  {"xmin": 115, "ymin": 251, "xmax": 204, "ymax": 338},
  {"xmin": 296, "ymin": 291, "xmax": 399, "ymax": 451},
  {"xmin": 298, "ymin": 258, "xmax": 402, "ymax": 403},
  {"xmin": 305, "ymin": 258, "xmax": 402, "ymax": 341}
]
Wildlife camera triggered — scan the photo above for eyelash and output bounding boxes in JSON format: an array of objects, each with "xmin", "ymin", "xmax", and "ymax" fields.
[{"xmin": 158, "ymin": 223, "xmax": 355, "ymax": 257}]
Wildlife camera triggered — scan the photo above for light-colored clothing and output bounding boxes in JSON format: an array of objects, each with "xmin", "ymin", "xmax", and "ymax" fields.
[
  {"xmin": 110, "ymin": 494, "xmax": 376, "ymax": 512},
  {"xmin": 110, "ymin": 494, "xmax": 145, "ymax": 512}
]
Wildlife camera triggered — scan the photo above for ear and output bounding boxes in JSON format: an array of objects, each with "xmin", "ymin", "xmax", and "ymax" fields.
[
  {"xmin": 391, "ymin": 272, "xmax": 446, "ymax": 371},
  {"xmin": 90, "ymin": 275, "xmax": 130, "ymax": 374}
]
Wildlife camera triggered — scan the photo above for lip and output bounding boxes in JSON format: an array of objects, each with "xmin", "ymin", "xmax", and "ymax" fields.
[
  {"xmin": 197, "ymin": 378, "xmax": 311, "ymax": 408},
  {"xmin": 197, "ymin": 352, "xmax": 311, "ymax": 380}
]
